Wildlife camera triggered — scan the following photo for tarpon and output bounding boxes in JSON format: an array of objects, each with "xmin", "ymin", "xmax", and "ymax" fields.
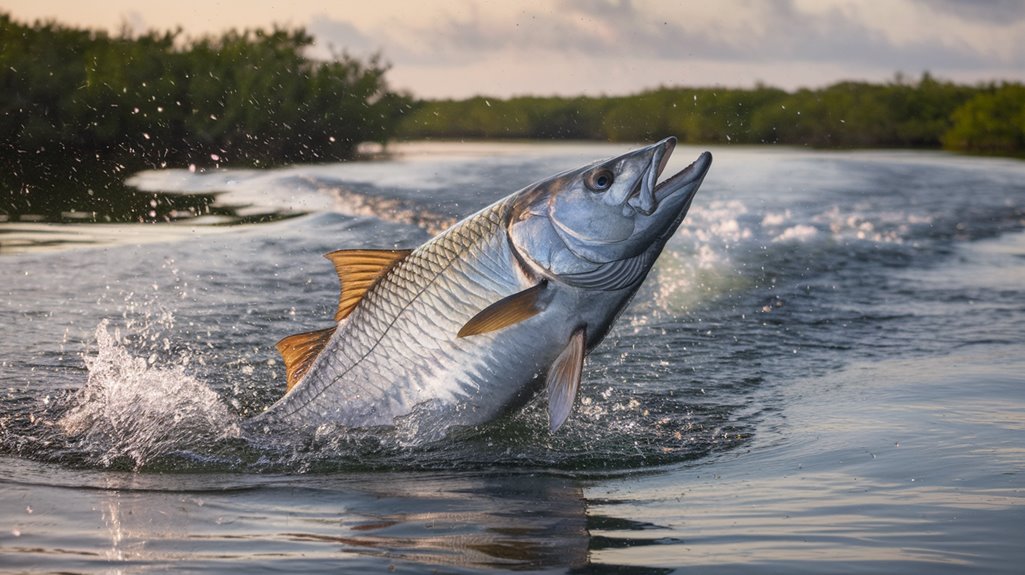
[{"xmin": 251, "ymin": 138, "xmax": 711, "ymax": 434}]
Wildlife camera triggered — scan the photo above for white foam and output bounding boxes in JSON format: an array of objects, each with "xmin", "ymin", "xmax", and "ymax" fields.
[
  {"xmin": 59, "ymin": 321, "xmax": 241, "ymax": 468},
  {"xmin": 774, "ymin": 224, "xmax": 819, "ymax": 242},
  {"xmin": 761, "ymin": 210, "xmax": 792, "ymax": 227}
]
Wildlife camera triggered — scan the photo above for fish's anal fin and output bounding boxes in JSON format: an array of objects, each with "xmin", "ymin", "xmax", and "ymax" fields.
[
  {"xmin": 325, "ymin": 249, "xmax": 412, "ymax": 321},
  {"xmin": 546, "ymin": 327, "xmax": 586, "ymax": 433},
  {"xmin": 457, "ymin": 281, "xmax": 547, "ymax": 338},
  {"xmin": 276, "ymin": 326, "xmax": 337, "ymax": 393}
]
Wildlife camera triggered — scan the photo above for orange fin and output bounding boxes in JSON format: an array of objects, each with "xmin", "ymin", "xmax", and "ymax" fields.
[
  {"xmin": 325, "ymin": 249, "xmax": 412, "ymax": 321},
  {"xmin": 276, "ymin": 326, "xmax": 336, "ymax": 392},
  {"xmin": 457, "ymin": 281, "xmax": 546, "ymax": 338},
  {"xmin": 546, "ymin": 327, "xmax": 586, "ymax": 433}
]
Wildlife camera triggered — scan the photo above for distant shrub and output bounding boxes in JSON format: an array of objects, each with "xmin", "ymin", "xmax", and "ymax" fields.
[
  {"xmin": 943, "ymin": 84, "xmax": 1025, "ymax": 154},
  {"xmin": 397, "ymin": 75, "xmax": 1020, "ymax": 156},
  {"xmin": 0, "ymin": 12, "xmax": 413, "ymax": 171}
]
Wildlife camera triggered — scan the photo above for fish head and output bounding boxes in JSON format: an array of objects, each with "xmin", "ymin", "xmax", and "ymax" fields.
[{"xmin": 511, "ymin": 138, "xmax": 711, "ymax": 284}]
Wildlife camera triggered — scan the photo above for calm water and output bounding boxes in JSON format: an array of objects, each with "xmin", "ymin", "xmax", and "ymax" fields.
[{"xmin": 1, "ymin": 142, "xmax": 1024, "ymax": 573}]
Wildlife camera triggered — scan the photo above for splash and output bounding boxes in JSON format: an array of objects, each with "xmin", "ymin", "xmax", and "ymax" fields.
[{"xmin": 58, "ymin": 321, "xmax": 242, "ymax": 469}]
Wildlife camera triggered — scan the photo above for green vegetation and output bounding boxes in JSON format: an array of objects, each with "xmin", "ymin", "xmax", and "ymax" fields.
[
  {"xmin": 0, "ymin": 13, "xmax": 413, "ymax": 222},
  {"xmin": 398, "ymin": 74, "xmax": 1024, "ymax": 155},
  {"xmin": 943, "ymin": 84, "xmax": 1025, "ymax": 154},
  {"xmin": 0, "ymin": 13, "xmax": 411, "ymax": 167}
]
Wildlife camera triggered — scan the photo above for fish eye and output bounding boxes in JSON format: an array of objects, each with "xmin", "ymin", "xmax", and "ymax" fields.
[{"xmin": 585, "ymin": 169, "xmax": 615, "ymax": 192}]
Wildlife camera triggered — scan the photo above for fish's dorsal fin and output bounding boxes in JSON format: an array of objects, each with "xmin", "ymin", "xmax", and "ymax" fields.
[
  {"xmin": 457, "ymin": 281, "xmax": 547, "ymax": 338},
  {"xmin": 325, "ymin": 249, "xmax": 412, "ymax": 321},
  {"xmin": 546, "ymin": 327, "xmax": 586, "ymax": 433},
  {"xmin": 277, "ymin": 326, "xmax": 336, "ymax": 392}
]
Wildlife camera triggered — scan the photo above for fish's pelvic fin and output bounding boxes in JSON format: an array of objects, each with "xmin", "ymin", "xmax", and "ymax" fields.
[
  {"xmin": 546, "ymin": 327, "xmax": 586, "ymax": 433},
  {"xmin": 457, "ymin": 280, "xmax": 547, "ymax": 338},
  {"xmin": 325, "ymin": 249, "xmax": 412, "ymax": 321},
  {"xmin": 276, "ymin": 326, "xmax": 337, "ymax": 393}
]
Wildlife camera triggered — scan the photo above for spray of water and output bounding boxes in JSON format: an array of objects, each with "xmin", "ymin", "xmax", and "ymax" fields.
[{"xmin": 58, "ymin": 321, "xmax": 242, "ymax": 469}]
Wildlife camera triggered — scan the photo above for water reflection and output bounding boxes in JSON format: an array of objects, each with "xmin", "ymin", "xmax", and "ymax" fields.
[
  {"xmin": 287, "ymin": 473, "xmax": 591, "ymax": 570},
  {"xmin": 0, "ymin": 163, "xmax": 299, "ymax": 254},
  {"xmin": 1, "ymin": 162, "xmax": 214, "ymax": 224},
  {"xmin": 2, "ymin": 460, "xmax": 676, "ymax": 572}
]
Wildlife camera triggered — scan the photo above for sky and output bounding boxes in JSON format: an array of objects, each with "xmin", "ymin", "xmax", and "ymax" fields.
[{"xmin": 5, "ymin": 0, "xmax": 1024, "ymax": 98}]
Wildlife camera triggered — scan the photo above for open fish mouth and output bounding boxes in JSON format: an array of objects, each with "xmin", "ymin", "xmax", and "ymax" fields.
[
  {"xmin": 654, "ymin": 149, "xmax": 713, "ymax": 205},
  {"xmin": 630, "ymin": 137, "xmax": 711, "ymax": 216}
]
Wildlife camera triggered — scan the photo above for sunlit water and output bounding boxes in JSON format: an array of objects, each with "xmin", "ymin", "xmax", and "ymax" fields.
[{"xmin": 1, "ymin": 142, "xmax": 1023, "ymax": 573}]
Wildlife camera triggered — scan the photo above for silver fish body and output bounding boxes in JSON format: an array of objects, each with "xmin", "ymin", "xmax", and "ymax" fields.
[{"xmin": 252, "ymin": 138, "xmax": 711, "ymax": 434}]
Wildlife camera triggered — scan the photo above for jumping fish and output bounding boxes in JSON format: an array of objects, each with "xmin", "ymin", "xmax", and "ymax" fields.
[{"xmin": 251, "ymin": 138, "xmax": 711, "ymax": 434}]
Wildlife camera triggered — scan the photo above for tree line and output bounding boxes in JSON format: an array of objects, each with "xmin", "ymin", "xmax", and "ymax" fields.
[{"xmin": 397, "ymin": 77, "xmax": 1025, "ymax": 155}]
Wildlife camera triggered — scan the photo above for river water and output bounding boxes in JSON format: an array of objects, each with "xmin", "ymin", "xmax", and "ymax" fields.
[{"xmin": 1, "ymin": 142, "xmax": 1023, "ymax": 573}]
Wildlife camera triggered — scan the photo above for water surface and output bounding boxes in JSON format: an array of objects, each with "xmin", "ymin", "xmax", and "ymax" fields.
[{"xmin": 2, "ymin": 142, "xmax": 1023, "ymax": 573}]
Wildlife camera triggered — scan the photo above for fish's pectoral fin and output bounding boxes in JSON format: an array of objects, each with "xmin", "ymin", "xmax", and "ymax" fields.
[
  {"xmin": 457, "ymin": 280, "xmax": 547, "ymax": 338},
  {"xmin": 324, "ymin": 249, "xmax": 412, "ymax": 321},
  {"xmin": 276, "ymin": 326, "xmax": 336, "ymax": 393},
  {"xmin": 546, "ymin": 327, "xmax": 586, "ymax": 433}
]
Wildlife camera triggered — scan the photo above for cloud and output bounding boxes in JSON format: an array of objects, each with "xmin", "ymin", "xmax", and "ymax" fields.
[
  {"xmin": 307, "ymin": 15, "xmax": 383, "ymax": 58},
  {"xmin": 378, "ymin": 0, "xmax": 995, "ymax": 68},
  {"xmin": 305, "ymin": 0, "xmax": 1023, "ymax": 96},
  {"xmin": 119, "ymin": 10, "xmax": 150, "ymax": 36},
  {"xmin": 914, "ymin": 0, "xmax": 1025, "ymax": 25},
  {"xmin": 731, "ymin": 0, "xmax": 993, "ymax": 69},
  {"xmin": 410, "ymin": 0, "xmax": 735, "ymax": 61}
]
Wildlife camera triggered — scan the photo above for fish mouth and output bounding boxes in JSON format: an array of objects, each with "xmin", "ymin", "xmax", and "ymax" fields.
[
  {"xmin": 655, "ymin": 149, "xmax": 712, "ymax": 205},
  {"xmin": 630, "ymin": 137, "xmax": 712, "ymax": 216}
]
